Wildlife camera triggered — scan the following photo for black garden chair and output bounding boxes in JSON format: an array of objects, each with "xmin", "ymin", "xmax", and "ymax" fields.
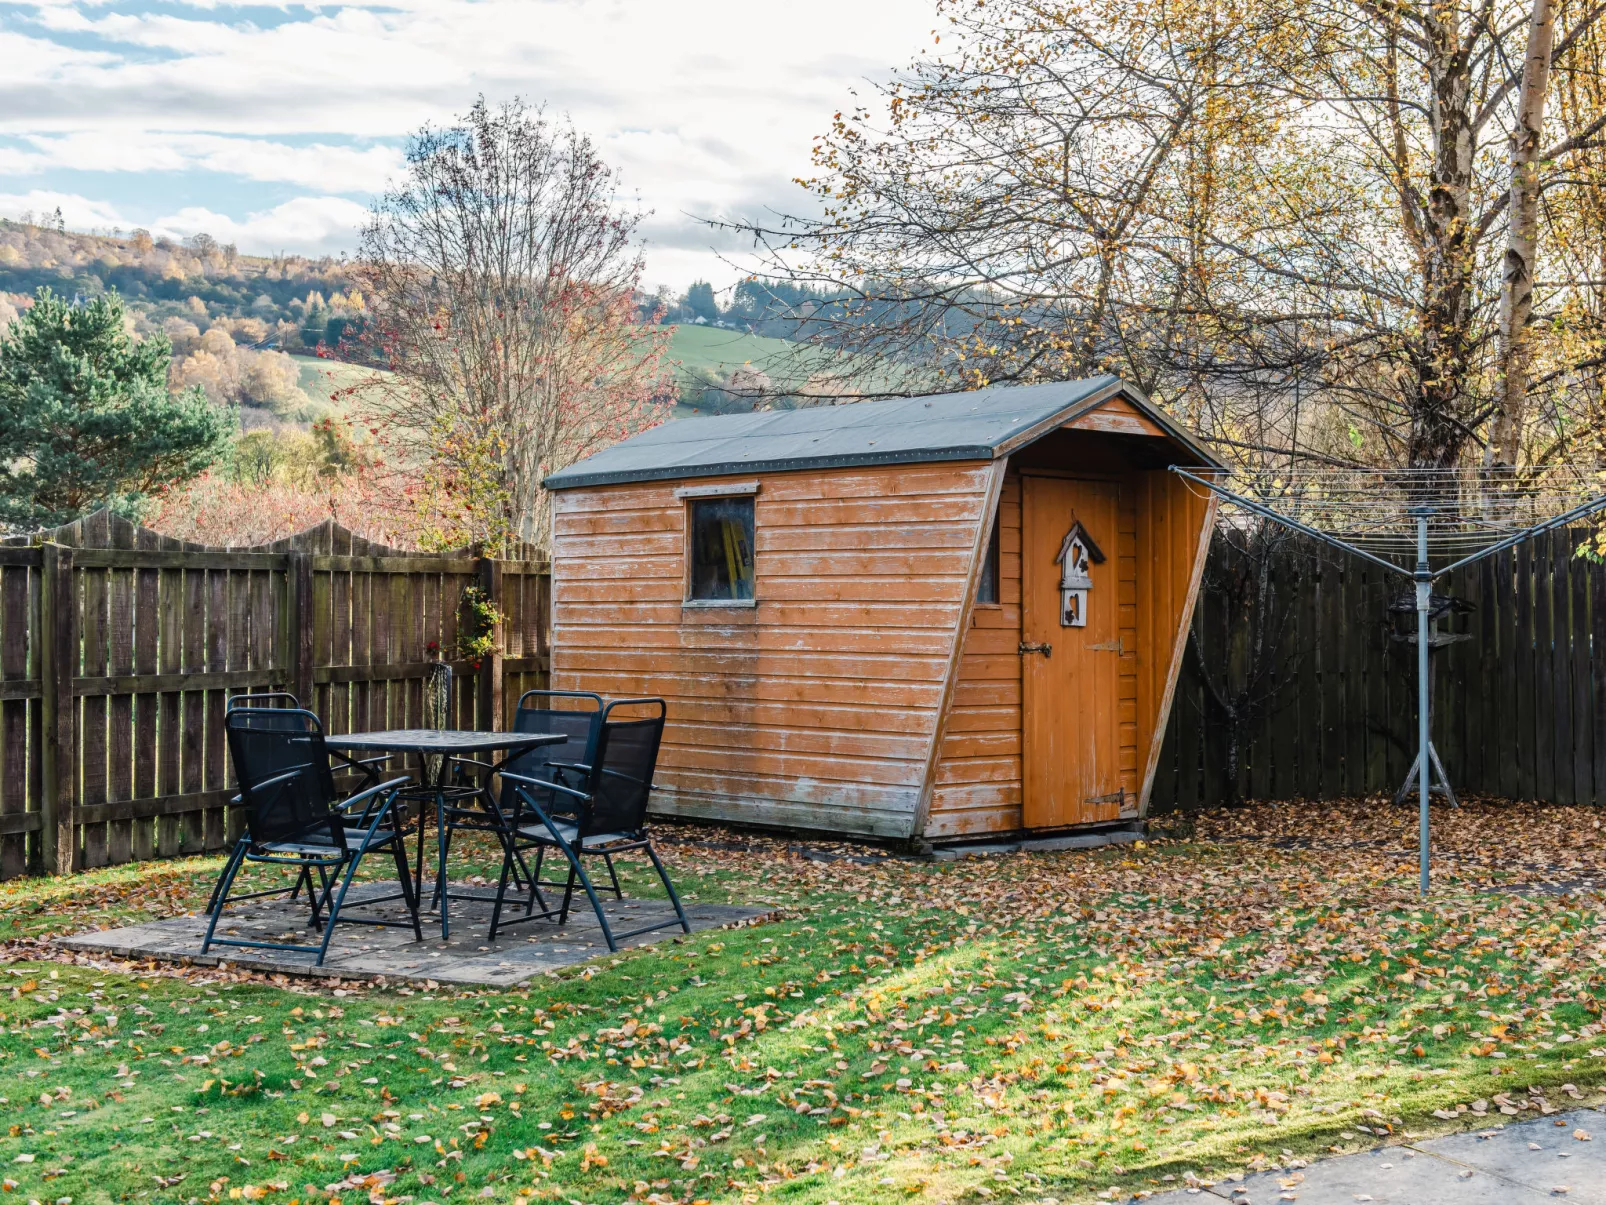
[
  {"xmin": 208, "ymin": 692, "xmax": 391, "ymax": 916},
  {"xmin": 436, "ymin": 690, "xmax": 606, "ymax": 913},
  {"xmin": 488, "ymin": 697, "xmax": 691, "ymax": 950},
  {"xmin": 203, "ymin": 707, "xmax": 421, "ymax": 966}
]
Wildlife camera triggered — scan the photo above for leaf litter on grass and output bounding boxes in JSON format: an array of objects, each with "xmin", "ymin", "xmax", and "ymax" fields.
[{"xmin": 0, "ymin": 797, "xmax": 1603, "ymax": 1205}]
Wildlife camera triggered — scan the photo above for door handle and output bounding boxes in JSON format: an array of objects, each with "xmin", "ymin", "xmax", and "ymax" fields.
[{"xmin": 1018, "ymin": 641, "xmax": 1052, "ymax": 657}]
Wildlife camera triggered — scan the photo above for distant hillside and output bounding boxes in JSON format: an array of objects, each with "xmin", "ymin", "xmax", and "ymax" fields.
[
  {"xmin": 668, "ymin": 322, "xmax": 923, "ymax": 414},
  {"xmin": 0, "ymin": 218, "xmax": 360, "ymax": 352}
]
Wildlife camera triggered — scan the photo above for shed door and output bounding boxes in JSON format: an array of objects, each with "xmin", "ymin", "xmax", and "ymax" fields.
[{"xmin": 1021, "ymin": 474, "xmax": 1124, "ymax": 828}]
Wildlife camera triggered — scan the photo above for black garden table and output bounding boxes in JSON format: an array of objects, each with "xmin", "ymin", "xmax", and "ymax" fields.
[{"xmin": 324, "ymin": 729, "xmax": 562, "ymax": 938}]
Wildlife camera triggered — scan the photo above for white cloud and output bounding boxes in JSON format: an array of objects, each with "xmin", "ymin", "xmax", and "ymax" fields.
[
  {"xmin": 0, "ymin": 0, "xmax": 939, "ymax": 287},
  {"xmin": 0, "ymin": 189, "xmax": 126, "ymax": 231},
  {"xmin": 1, "ymin": 132, "xmax": 404, "ymax": 192},
  {"xmin": 0, "ymin": 189, "xmax": 369, "ymax": 257},
  {"xmin": 156, "ymin": 196, "xmax": 372, "ymax": 255}
]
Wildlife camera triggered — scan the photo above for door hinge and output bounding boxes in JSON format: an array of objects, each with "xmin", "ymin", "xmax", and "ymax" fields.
[
  {"xmin": 1086, "ymin": 789, "xmax": 1126, "ymax": 806},
  {"xmin": 1018, "ymin": 640, "xmax": 1052, "ymax": 657},
  {"xmin": 1085, "ymin": 638, "xmax": 1124, "ymax": 652}
]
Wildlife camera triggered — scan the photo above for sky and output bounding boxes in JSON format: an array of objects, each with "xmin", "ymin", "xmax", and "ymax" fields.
[{"xmin": 0, "ymin": 0, "xmax": 937, "ymax": 295}]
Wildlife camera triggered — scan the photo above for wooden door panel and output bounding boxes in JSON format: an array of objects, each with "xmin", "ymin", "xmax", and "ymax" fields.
[{"xmin": 1022, "ymin": 475, "xmax": 1124, "ymax": 828}]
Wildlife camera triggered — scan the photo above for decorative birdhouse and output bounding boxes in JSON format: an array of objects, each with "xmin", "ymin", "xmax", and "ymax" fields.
[{"xmin": 1054, "ymin": 520, "xmax": 1105, "ymax": 627}]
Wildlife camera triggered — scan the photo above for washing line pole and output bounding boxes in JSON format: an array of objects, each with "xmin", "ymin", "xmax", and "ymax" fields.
[
  {"xmin": 1166, "ymin": 465, "xmax": 1606, "ymax": 898},
  {"xmin": 1413, "ymin": 509, "xmax": 1431, "ymax": 898}
]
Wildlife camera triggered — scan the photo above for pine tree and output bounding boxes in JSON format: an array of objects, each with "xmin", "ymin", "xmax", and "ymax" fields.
[{"xmin": 0, "ymin": 288, "xmax": 231, "ymax": 528}]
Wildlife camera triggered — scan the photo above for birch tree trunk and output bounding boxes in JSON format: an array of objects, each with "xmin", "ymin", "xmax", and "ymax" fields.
[{"xmin": 1491, "ymin": 0, "xmax": 1558, "ymax": 468}]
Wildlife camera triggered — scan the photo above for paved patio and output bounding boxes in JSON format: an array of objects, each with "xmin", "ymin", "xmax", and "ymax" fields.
[
  {"xmin": 57, "ymin": 880, "xmax": 770, "ymax": 987},
  {"xmin": 1147, "ymin": 1107, "xmax": 1606, "ymax": 1204}
]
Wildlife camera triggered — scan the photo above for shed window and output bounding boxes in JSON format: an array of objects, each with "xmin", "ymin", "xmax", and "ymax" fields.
[
  {"xmin": 689, "ymin": 497, "xmax": 755, "ymax": 601},
  {"xmin": 976, "ymin": 511, "xmax": 1001, "ymax": 604}
]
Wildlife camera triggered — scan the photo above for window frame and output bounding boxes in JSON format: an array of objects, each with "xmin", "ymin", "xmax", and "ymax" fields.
[{"xmin": 678, "ymin": 481, "xmax": 760, "ymax": 608}]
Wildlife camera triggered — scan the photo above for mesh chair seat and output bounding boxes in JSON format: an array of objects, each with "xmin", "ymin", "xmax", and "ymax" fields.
[
  {"xmin": 205, "ymin": 707, "xmax": 421, "ymax": 966},
  {"xmin": 517, "ymin": 821, "xmax": 638, "ymax": 849},
  {"xmin": 261, "ymin": 828, "xmax": 400, "ymax": 857}
]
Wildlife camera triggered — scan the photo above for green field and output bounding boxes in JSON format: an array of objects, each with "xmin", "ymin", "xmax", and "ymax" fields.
[{"xmin": 293, "ymin": 357, "xmax": 386, "ymax": 414}]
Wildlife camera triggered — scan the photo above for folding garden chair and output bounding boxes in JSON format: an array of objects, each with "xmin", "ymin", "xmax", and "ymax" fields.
[
  {"xmin": 439, "ymin": 690, "xmax": 606, "ymax": 913},
  {"xmin": 204, "ymin": 707, "xmax": 421, "ymax": 966},
  {"xmin": 208, "ymin": 692, "xmax": 390, "ymax": 916},
  {"xmin": 487, "ymin": 697, "xmax": 691, "ymax": 950}
]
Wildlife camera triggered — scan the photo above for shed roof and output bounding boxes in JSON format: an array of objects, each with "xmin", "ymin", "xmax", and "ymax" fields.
[{"xmin": 543, "ymin": 375, "xmax": 1223, "ymax": 490}]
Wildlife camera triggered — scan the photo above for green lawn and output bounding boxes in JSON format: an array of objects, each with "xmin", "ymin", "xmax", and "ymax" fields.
[{"xmin": 1, "ymin": 802, "xmax": 1603, "ymax": 1205}]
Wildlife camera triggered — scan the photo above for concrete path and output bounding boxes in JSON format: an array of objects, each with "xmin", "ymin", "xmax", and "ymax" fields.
[{"xmin": 1144, "ymin": 1108, "xmax": 1605, "ymax": 1204}]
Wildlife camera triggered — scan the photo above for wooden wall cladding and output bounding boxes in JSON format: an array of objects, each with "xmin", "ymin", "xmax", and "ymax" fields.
[
  {"xmin": 0, "ymin": 510, "xmax": 548, "ymax": 880},
  {"xmin": 550, "ymin": 462, "xmax": 996, "ymax": 838}
]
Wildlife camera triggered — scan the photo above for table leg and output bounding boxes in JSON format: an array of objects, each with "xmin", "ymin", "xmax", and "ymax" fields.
[{"xmin": 436, "ymin": 782, "xmax": 451, "ymax": 938}]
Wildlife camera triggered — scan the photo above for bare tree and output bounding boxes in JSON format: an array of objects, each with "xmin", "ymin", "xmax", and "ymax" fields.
[
  {"xmin": 748, "ymin": 0, "xmax": 1606, "ymax": 473},
  {"xmin": 359, "ymin": 98, "xmax": 670, "ymax": 549}
]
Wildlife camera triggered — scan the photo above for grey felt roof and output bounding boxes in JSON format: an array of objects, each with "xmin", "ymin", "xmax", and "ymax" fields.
[{"xmin": 543, "ymin": 375, "xmax": 1220, "ymax": 490}]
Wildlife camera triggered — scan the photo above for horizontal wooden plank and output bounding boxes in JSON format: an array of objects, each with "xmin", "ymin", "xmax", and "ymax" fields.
[
  {"xmin": 0, "ymin": 547, "xmax": 42, "ymax": 568},
  {"xmin": 558, "ymin": 646, "xmax": 952, "ymax": 683},
  {"xmin": 555, "ymin": 600, "xmax": 966, "ymax": 629},
  {"xmin": 651, "ymin": 788, "xmax": 915, "ymax": 839},
  {"xmin": 0, "ymin": 680, "xmax": 42, "ymax": 702},
  {"xmin": 551, "ymin": 666, "xmax": 948, "ymax": 709},
  {"xmin": 663, "ymin": 744, "xmax": 924, "ymax": 788},
  {"xmin": 75, "ymin": 669, "xmax": 286, "ymax": 696},
  {"xmin": 668, "ymin": 719, "xmax": 928, "ymax": 760},
  {"xmin": 556, "ymin": 463, "xmax": 992, "ymax": 513},
  {"xmin": 311, "ymin": 555, "xmax": 481, "ymax": 574},
  {"xmin": 562, "ymin": 624, "xmax": 956, "ymax": 656},
  {"xmin": 929, "ymin": 782, "xmax": 1023, "ymax": 810},
  {"xmin": 632, "ymin": 696, "xmax": 935, "ymax": 735},
  {"xmin": 936, "ymin": 755, "xmax": 1021, "ymax": 785},
  {"xmin": 73, "ymin": 548, "xmax": 287, "ymax": 570},
  {"xmin": 76, "ymin": 788, "xmax": 235, "ymax": 827},
  {"xmin": 937, "ymin": 731, "xmax": 1021, "ymax": 759},
  {"xmin": 655, "ymin": 765, "xmax": 921, "ymax": 813},
  {"xmin": 0, "ymin": 810, "xmax": 40, "ymax": 836}
]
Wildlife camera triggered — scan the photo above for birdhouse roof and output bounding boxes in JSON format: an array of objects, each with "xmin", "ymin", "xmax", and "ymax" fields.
[{"xmin": 543, "ymin": 375, "xmax": 1223, "ymax": 490}]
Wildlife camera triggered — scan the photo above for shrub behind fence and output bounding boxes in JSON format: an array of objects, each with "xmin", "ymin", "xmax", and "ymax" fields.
[{"xmin": 0, "ymin": 509, "xmax": 549, "ymax": 879}]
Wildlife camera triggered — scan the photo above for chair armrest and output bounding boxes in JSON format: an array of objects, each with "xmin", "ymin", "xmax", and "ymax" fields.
[
  {"xmin": 338, "ymin": 775, "xmax": 413, "ymax": 828},
  {"xmin": 501, "ymin": 770, "xmax": 591, "ymax": 804}
]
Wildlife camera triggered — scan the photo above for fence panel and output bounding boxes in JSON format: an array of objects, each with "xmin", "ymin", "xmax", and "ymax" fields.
[
  {"xmin": 1152, "ymin": 525, "xmax": 1606, "ymax": 811},
  {"xmin": 0, "ymin": 509, "xmax": 549, "ymax": 880}
]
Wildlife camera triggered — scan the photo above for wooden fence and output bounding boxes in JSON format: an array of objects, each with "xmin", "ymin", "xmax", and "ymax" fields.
[
  {"xmin": 1150, "ymin": 524, "xmax": 1606, "ymax": 810},
  {"xmin": 0, "ymin": 510, "xmax": 549, "ymax": 880}
]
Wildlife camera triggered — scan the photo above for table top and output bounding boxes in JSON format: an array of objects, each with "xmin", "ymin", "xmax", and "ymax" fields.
[{"xmin": 325, "ymin": 729, "xmax": 564, "ymax": 754}]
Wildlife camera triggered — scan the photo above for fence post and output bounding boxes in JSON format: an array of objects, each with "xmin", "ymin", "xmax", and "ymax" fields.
[
  {"xmin": 476, "ymin": 557, "xmax": 503, "ymax": 731},
  {"xmin": 37, "ymin": 543, "xmax": 77, "ymax": 876},
  {"xmin": 287, "ymin": 551, "xmax": 314, "ymax": 709}
]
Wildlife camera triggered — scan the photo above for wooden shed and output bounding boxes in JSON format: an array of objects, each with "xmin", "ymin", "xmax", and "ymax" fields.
[{"xmin": 542, "ymin": 376, "xmax": 1223, "ymax": 843}]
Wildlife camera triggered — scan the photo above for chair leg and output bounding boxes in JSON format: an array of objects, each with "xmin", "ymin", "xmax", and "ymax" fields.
[
  {"xmin": 550, "ymin": 843, "xmax": 616, "ymax": 952},
  {"xmin": 389, "ymin": 837, "xmax": 423, "ymax": 943},
  {"xmin": 487, "ymin": 840, "xmax": 518, "ymax": 941},
  {"xmin": 527, "ymin": 846, "xmax": 547, "ymax": 917},
  {"xmin": 644, "ymin": 841, "xmax": 692, "ymax": 935},
  {"xmin": 200, "ymin": 841, "xmax": 248, "ymax": 955},
  {"xmin": 601, "ymin": 852, "xmax": 623, "ymax": 899},
  {"xmin": 306, "ymin": 864, "xmax": 334, "ymax": 932},
  {"xmin": 315, "ymin": 854, "xmax": 364, "ymax": 966}
]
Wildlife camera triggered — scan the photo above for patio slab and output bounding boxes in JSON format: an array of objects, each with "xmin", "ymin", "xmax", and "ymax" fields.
[{"xmin": 56, "ymin": 880, "xmax": 772, "ymax": 987}]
